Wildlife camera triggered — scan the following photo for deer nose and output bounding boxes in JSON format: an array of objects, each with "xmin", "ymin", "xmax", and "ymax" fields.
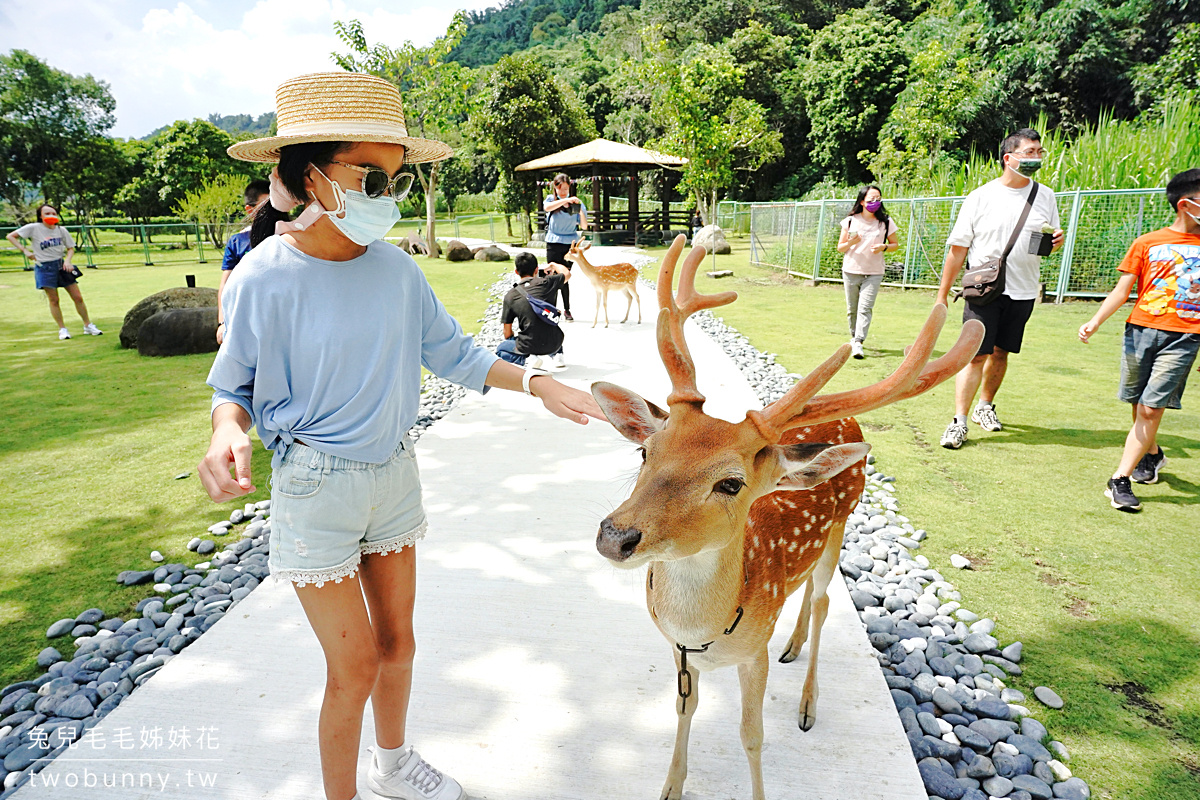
[{"xmin": 597, "ymin": 517, "xmax": 642, "ymax": 562}]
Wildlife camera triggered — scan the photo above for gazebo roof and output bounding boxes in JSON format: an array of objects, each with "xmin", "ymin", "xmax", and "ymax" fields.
[{"xmin": 515, "ymin": 138, "xmax": 687, "ymax": 172}]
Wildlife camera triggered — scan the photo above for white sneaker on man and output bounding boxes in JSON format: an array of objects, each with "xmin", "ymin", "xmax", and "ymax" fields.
[
  {"xmin": 366, "ymin": 745, "xmax": 464, "ymax": 800},
  {"xmin": 549, "ymin": 353, "xmax": 566, "ymax": 369},
  {"xmin": 850, "ymin": 340, "xmax": 865, "ymax": 359},
  {"xmin": 58, "ymin": 328, "xmax": 71, "ymax": 340},
  {"xmin": 83, "ymin": 323, "xmax": 103, "ymax": 335},
  {"xmin": 525, "ymin": 356, "xmax": 543, "ymax": 370},
  {"xmin": 970, "ymin": 402, "xmax": 1002, "ymax": 432}
]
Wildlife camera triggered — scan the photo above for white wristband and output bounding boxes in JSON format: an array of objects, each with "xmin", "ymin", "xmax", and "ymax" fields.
[{"xmin": 523, "ymin": 368, "xmax": 550, "ymax": 396}]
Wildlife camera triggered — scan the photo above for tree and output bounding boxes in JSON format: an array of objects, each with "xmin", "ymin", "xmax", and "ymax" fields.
[
  {"xmin": 148, "ymin": 119, "xmax": 258, "ymax": 211},
  {"xmin": 114, "ymin": 139, "xmax": 168, "ymax": 225},
  {"xmin": 174, "ymin": 174, "xmax": 245, "ymax": 248},
  {"xmin": 43, "ymin": 135, "xmax": 131, "ymax": 244},
  {"xmin": 798, "ymin": 8, "xmax": 909, "ymax": 184},
  {"xmin": 1132, "ymin": 23, "xmax": 1200, "ymax": 111},
  {"xmin": 0, "ymin": 49, "xmax": 115, "ymax": 211},
  {"xmin": 334, "ymin": 13, "xmax": 478, "ymax": 255},
  {"xmin": 474, "ymin": 51, "xmax": 596, "ymax": 236},
  {"xmin": 866, "ymin": 40, "xmax": 991, "ymax": 189},
  {"xmin": 642, "ymin": 34, "xmax": 783, "ymax": 223}
]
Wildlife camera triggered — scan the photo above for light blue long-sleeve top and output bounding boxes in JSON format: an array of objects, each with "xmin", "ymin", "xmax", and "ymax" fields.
[{"xmin": 207, "ymin": 236, "xmax": 498, "ymax": 469}]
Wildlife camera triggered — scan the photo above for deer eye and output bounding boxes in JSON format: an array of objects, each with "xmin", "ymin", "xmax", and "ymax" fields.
[{"xmin": 714, "ymin": 478, "xmax": 745, "ymax": 496}]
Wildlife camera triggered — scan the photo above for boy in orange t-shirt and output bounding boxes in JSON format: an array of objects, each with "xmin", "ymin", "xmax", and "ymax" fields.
[{"xmin": 1079, "ymin": 169, "xmax": 1200, "ymax": 511}]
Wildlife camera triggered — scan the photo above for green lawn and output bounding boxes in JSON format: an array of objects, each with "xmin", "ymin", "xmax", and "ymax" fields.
[
  {"xmin": 0, "ymin": 255, "xmax": 503, "ymax": 689},
  {"xmin": 641, "ymin": 238, "xmax": 1200, "ymax": 800}
]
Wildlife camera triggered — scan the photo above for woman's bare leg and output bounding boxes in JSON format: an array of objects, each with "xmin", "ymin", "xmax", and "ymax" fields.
[
  {"xmin": 294, "ymin": 576, "xmax": 381, "ymax": 800},
  {"xmin": 358, "ymin": 546, "xmax": 418, "ymax": 750},
  {"xmin": 43, "ymin": 288, "xmax": 66, "ymax": 329}
]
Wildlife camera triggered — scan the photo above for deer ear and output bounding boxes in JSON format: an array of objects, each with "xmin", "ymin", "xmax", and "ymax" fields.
[
  {"xmin": 591, "ymin": 381, "xmax": 668, "ymax": 444},
  {"xmin": 774, "ymin": 442, "xmax": 871, "ymax": 490}
]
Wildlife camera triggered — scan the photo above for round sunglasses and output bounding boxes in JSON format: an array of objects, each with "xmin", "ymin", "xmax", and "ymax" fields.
[{"xmin": 330, "ymin": 161, "xmax": 415, "ymax": 201}]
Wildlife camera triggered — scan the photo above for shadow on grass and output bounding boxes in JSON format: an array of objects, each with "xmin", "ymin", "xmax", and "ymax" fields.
[
  {"xmin": 986, "ymin": 425, "xmax": 1200, "ymax": 455},
  {"xmin": 1014, "ymin": 616, "xmax": 1200, "ymax": 799}
]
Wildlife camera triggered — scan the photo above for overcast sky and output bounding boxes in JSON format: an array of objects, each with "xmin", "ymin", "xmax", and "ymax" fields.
[{"xmin": 0, "ymin": 0, "xmax": 497, "ymax": 138}]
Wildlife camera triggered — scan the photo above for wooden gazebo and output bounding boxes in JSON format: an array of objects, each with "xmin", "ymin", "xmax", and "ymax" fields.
[{"xmin": 515, "ymin": 138, "xmax": 688, "ymax": 245}]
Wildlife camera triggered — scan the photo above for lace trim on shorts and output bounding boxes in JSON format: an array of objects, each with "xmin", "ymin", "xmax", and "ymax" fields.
[
  {"xmin": 361, "ymin": 520, "xmax": 427, "ymax": 557},
  {"xmin": 272, "ymin": 550, "xmax": 361, "ymax": 589}
]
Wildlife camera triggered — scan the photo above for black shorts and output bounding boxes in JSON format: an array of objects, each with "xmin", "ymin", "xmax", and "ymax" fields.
[
  {"xmin": 546, "ymin": 242, "xmax": 572, "ymax": 270},
  {"xmin": 962, "ymin": 295, "xmax": 1035, "ymax": 356}
]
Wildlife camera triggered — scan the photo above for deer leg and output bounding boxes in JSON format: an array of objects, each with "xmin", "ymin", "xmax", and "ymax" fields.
[
  {"xmin": 779, "ymin": 576, "xmax": 815, "ymax": 664},
  {"xmin": 737, "ymin": 650, "xmax": 770, "ymax": 800},
  {"xmin": 620, "ymin": 287, "xmax": 633, "ymax": 323},
  {"xmin": 593, "ymin": 287, "xmax": 602, "ymax": 328},
  {"xmin": 797, "ymin": 539, "xmax": 839, "ymax": 731},
  {"xmin": 602, "ymin": 287, "xmax": 611, "ymax": 327},
  {"xmin": 662, "ymin": 651, "xmax": 699, "ymax": 800},
  {"xmin": 634, "ymin": 287, "xmax": 642, "ymax": 323}
]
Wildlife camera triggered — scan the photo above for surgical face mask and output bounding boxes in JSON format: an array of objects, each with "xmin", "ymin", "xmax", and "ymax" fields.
[
  {"xmin": 42, "ymin": 214, "xmax": 59, "ymax": 226},
  {"xmin": 1007, "ymin": 155, "xmax": 1042, "ymax": 178},
  {"xmin": 275, "ymin": 166, "xmax": 400, "ymax": 246},
  {"xmin": 864, "ymin": 199, "xmax": 883, "ymax": 213},
  {"xmin": 1182, "ymin": 198, "xmax": 1200, "ymax": 226}
]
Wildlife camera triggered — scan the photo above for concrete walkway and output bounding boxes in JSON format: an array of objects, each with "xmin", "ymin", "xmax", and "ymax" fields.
[{"xmin": 19, "ymin": 248, "xmax": 923, "ymax": 800}]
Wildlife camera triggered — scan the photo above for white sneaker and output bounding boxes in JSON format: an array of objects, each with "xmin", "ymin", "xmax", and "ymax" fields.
[
  {"xmin": 83, "ymin": 323, "xmax": 103, "ymax": 335},
  {"xmin": 940, "ymin": 420, "xmax": 968, "ymax": 449},
  {"xmin": 525, "ymin": 356, "xmax": 543, "ymax": 370},
  {"xmin": 367, "ymin": 745, "xmax": 464, "ymax": 800},
  {"xmin": 549, "ymin": 353, "xmax": 566, "ymax": 369},
  {"xmin": 970, "ymin": 403, "xmax": 1002, "ymax": 432},
  {"xmin": 58, "ymin": 328, "xmax": 71, "ymax": 340},
  {"xmin": 850, "ymin": 341, "xmax": 865, "ymax": 359}
]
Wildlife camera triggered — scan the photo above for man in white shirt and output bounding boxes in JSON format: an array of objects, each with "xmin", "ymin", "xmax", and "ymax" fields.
[{"xmin": 935, "ymin": 129, "xmax": 1064, "ymax": 449}]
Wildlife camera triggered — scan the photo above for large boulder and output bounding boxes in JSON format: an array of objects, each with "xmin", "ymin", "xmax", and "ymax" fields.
[
  {"xmin": 137, "ymin": 307, "xmax": 219, "ymax": 357},
  {"xmin": 445, "ymin": 240, "xmax": 473, "ymax": 262},
  {"xmin": 693, "ymin": 224, "xmax": 732, "ymax": 255},
  {"xmin": 473, "ymin": 245, "xmax": 511, "ymax": 262},
  {"xmin": 121, "ymin": 287, "xmax": 218, "ymax": 349}
]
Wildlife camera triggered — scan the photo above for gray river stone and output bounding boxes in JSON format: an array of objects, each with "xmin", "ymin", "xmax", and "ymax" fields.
[
  {"xmin": 1034, "ymin": 686, "xmax": 1064, "ymax": 709},
  {"xmin": 197, "ymin": 540, "xmax": 216, "ymax": 555},
  {"xmin": 4, "ymin": 742, "xmax": 47, "ymax": 772},
  {"xmin": 1011, "ymin": 774, "xmax": 1054, "ymax": 799},
  {"xmin": 1009, "ymin": 733, "xmax": 1054, "ymax": 762},
  {"xmin": 1021, "ymin": 717, "xmax": 1049, "ymax": 742},
  {"xmin": 45, "ymin": 619, "xmax": 75, "ymax": 639},
  {"xmin": 1002, "ymin": 641, "xmax": 1023, "ymax": 662},
  {"xmin": 35, "ymin": 648, "xmax": 61, "ymax": 668},
  {"xmin": 918, "ymin": 760, "xmax": 966, "ymax": 799},
  {"xmin": 1053, "ymin": 777, "xmax": 1091, "ymax": 799},
  {"xmin": 75, "ymin": 608, "xmax": 104, "ymax": 625},
  {"xmin": 55, "ymin": 694, "xmax": 95, "ymax": 719}
]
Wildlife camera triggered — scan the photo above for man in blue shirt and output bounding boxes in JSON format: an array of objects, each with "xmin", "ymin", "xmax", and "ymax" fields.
[
  {"xmin": 543, "ymin": 172, "xmax": 588, "ymax": 321},
  {"xmin": 216, "ymin": 179, "xmax": 269, "ymax": 345}
]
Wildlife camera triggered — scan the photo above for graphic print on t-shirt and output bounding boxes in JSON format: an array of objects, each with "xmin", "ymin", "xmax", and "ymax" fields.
[{"xmin": 1139, "ymin": 243, "xmax": 1200, "ymax": 321}]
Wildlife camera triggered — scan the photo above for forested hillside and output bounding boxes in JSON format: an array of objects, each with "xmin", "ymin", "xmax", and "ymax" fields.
[{"xmin": 451, "ymin": 0, "xmax": 1200, "ymax": 203}]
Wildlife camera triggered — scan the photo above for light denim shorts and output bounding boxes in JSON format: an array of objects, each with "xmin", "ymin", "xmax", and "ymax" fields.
[
  {"xmin": 268, "ymin": 438, "xmax": 426, "ymax": 588},
  {"xmin": 1118, "ymin": 323, "xmax": 1200, "ymax": 409}
]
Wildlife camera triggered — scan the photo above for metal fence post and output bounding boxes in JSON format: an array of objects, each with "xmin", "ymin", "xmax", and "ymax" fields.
[
  {"xmin": 903, "ymin": 200, "xmax": 917, "ymax": 287},
  {"xmin": 140, "ymin": 224, "xmax": 152, "ymax": 265},
  {"xmin": 785, "ymin": 204, "xmax": 797, "ymax": 271},
  {"xmin": 812, "ymin": 200, "xmax": 828, "ymax": 281},
  {"xmin": 81, "ymin": 224, "xmax": 95, "ymax": 268},
  {"xmin": 195, "ymin": 223, "xmax": 207, "ymax": 264},
  {"xmin": 489, "ymin": 215, "xmax": 495, "ymax": 243},
  {"xmin": 1055, "ymin": 190, "xmax": 1086, "ymax": 303},
  {"xmin": 454, "ymin": 217, "xmax": 461, "ymax": 239}
]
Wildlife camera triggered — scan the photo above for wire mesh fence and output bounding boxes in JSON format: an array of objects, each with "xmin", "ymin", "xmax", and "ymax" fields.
[
  {"xmin": 1, "ymin": 214, "xmax": 523, "ymax": 272},
  {"xmin": 741, "ymin": 188, "xmax": 1170, "ymax": 301}
]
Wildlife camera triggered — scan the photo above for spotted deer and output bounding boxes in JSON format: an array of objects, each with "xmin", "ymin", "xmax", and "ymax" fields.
[
  {"xmin": 563, "ymin": 239, "xmax": 642, "ymax": 328},
  {"xmin": 590, "ymin": 235, "xmax": 984, "ymax": 800}
]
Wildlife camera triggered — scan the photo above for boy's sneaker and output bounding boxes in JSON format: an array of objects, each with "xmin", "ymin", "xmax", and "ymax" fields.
[
  {"xmin": 1105, "ymin": 476, "xmax": 1142, "ymax": 512},
  {"xmin": 525, "ymin": 355, "xmax": 543, "ymax": 370},
  {"xmin": 940, "ymin": 420, "xmax": 968, "ymax": 449},
  {"xmin": 970, "ymin": 403, "xmax": 1002, "ymax": 432},
  {"xmin": 83, "ymin": 323, "xmax": 103, "ymax": 336},
  {"xmin": 549, "ymin": 353, "xmax": 566, "ymax": 369},
  {"xmin": 1131, "ymin": 448, "xmax": 1166, "ymax": 484},
  {"xmin": 58, "ymin": 328, "xmax": 71, "ymax": 340},
  {"xmin": 367, "ymin": 745, "xmax": 464, "ymax": 800},
  {"xmin": 850, "ymin": 340, "xmax": 865, "ymax": 359}
]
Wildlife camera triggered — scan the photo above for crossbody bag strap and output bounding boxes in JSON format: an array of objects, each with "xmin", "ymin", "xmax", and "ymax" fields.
[{"xmin": 1000, "ymin": 181, "xmax": 1039, "ymax": 265}]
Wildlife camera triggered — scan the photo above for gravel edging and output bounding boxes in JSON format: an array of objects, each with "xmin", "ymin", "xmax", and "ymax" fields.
[{"xmin": 692, "ymin": 308, "xmax": 1091, "ymax": 800}]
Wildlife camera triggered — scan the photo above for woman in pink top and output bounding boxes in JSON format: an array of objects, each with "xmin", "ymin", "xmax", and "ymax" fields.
[{"xmin": 836, "ymin": 185, "xmax": 900, "ymax": 358}]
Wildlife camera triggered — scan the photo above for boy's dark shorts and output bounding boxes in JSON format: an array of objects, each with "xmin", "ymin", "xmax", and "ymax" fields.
[
  {"xmin": 1119, "ymin": 323, "xmax": 1200, "ymax": 409},
  {"xmin": 962, "ymin": 295, "xmax": 1035, "ymax": 356},
  {"xmin": 34, "ymin": 260, "xmax": 77, "ymax": 290}
]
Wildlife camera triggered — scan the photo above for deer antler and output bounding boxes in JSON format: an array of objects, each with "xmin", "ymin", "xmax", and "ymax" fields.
[
  {"xmin": 657, "ymin": 235, "xmax": 737, "ymax": 406},
  {"xmin": 748, "ymin": 307, "xmax": 985, "ymax": 439}
]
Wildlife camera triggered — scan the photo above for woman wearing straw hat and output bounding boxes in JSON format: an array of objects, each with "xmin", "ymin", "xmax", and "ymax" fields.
[{"xmin": 199, "ymin": 73, "xmax": 603, "ymax": 800}]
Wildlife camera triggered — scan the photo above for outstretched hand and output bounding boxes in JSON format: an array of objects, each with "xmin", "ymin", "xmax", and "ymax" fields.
[{"xmin": 531, "ymin": 376, "xmax": 604, "ymax": 424}]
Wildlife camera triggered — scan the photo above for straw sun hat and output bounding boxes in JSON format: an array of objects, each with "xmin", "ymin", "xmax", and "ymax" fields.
[{"xmin": 227, "ymin": 72, "xmax": 453, "ymax": 164}]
